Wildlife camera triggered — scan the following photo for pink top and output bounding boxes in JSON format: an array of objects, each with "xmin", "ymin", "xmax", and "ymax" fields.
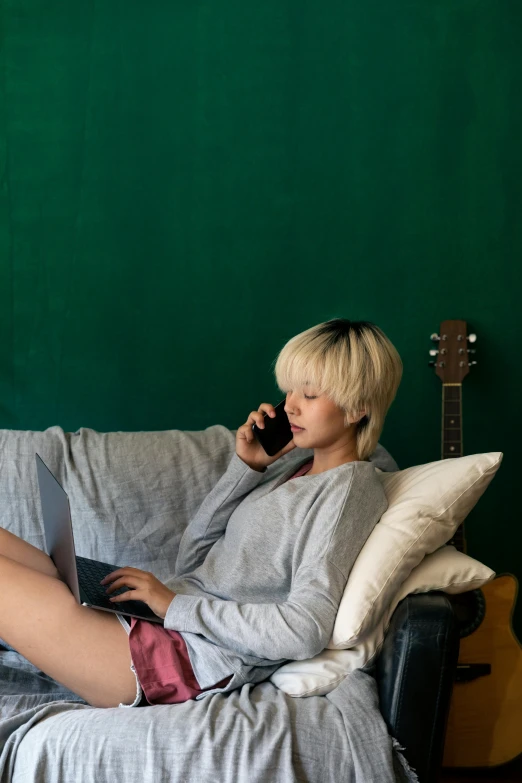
[
  {"xmin": 128, "ymin": 458, "xmax": 314, "ymax": 704},
  {"xmin": 286, "ymin": 459, "xmax": 314, "ymax": 479}
]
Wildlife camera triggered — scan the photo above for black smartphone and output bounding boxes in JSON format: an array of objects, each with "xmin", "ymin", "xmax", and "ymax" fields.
[{"xmin": 251, "ymin": 398, "xmax": 293, "ymax": 457}]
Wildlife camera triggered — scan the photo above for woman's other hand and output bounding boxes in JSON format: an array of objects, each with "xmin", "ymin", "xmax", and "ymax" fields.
[
  {"xmin": 236, "ymin": 403, "xmax": 296, "ymax": 472},
  {"xmin": 100, "ymin": 568, "xmax": 176, "ymax": 619}
]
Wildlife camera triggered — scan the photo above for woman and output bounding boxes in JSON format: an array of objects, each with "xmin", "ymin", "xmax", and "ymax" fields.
[{"xmin": 0, "ymin": 318, "xmax": 402, "ymax": 709}]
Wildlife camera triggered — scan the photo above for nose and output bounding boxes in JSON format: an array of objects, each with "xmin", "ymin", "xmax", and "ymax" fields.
[{"xmin": 284, "ymin": 392, "xmax": 298, "ymax": 416}]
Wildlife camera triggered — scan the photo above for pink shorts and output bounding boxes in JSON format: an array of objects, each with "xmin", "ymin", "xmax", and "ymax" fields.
[{"xmin": 117, "ymin": 614, "xmax": 232, "ymax": 706}]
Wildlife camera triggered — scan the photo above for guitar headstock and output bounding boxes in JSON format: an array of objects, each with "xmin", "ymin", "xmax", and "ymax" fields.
[{"xmin": 429, "ymin": 319, "xmax": 477, "ymax": 382}]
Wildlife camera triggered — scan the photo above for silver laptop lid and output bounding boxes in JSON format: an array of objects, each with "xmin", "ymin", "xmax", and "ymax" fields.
[{"xmin": 35, "ymin": 453, "xmax": 81, "ymax": 603}]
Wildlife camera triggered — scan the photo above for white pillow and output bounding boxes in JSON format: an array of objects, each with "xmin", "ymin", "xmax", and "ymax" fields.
[
  {"xmin": 327, "ymin": 451, "xmax": 503, "ymax": 649},
  {"xmin": 271, "ymin": 545, "xmax": 496, "ymax": 697}
]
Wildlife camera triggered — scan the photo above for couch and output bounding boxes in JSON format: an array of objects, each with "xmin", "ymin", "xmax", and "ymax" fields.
[{"xmin": 0, "ymin": 424, "xmax": 460, "ymax": 782}]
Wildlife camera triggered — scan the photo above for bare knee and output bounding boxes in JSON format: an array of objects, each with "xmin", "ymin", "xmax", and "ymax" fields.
[{"xmin": 0, "ymin": 527, "xmax": 61, "ymax": 579}]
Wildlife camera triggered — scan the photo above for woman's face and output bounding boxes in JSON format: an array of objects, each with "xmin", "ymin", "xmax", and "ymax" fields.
[{"xmin": 283, "ymin": 386, "xmax": 361, "ymax": 450}]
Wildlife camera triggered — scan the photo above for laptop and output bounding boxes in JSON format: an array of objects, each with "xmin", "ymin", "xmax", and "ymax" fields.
[{"xmin": 35, "ymin": 452, "xmax": 164, "ymax": 624}]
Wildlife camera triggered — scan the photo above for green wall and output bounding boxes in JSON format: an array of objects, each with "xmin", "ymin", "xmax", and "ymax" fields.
[{"xmin": 1, "ymin": 2, "xmax": 521, "ymax": 634}]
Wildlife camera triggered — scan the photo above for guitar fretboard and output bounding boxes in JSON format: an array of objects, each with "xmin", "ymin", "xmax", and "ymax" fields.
[{"xmin": 443, "ymin": 383, "xmax": 466, "ymax": 554}]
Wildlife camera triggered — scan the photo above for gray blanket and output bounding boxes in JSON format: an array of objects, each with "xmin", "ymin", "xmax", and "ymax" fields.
[{"xmin": 0, "ymin": 425, "xmax": 417, "ymax": 782}]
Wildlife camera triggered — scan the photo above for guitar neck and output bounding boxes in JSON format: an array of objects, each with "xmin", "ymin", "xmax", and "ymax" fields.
[{"xmin": 443, "ymin": 383, "xmax": 466, "ymax": 554}]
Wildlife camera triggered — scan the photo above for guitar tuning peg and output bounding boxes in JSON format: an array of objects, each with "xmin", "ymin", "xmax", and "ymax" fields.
[
  {"xmin": 469, "ymin": 360, "xmax": 478, "ymax": 366},
  {"xmin": 429, "ymin": 349, "xmax": 439, "ymax": 356},
  {"xmin": 430, "ymin": 333, "xmax": 440, "ymax": 341},
  {"xmin": 467, "ymin": 333, "xmax": 477, "ymax": 343},
  {"xmin": 428, "ymin": 361, "xmax": 436, "ymax": 367}
]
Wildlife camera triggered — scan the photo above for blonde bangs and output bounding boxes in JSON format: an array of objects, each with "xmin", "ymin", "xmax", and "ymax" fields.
[{"xmin": 272, "ymin": 329, "xmax": 331, "ymax": 396}]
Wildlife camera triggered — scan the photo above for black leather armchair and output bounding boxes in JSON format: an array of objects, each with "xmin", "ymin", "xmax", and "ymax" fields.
[{"xmin": 372, "ymin": 591, "xmax": 460, "ymax": 783}]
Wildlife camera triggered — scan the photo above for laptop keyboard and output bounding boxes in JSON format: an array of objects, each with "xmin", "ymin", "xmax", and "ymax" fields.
[{"xmin": 76, "ymin": 555, "xmax": 162, "ymax": 621}]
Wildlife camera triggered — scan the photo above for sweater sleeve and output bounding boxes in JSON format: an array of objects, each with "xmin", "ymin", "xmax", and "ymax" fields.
[
  {"xmin": 174, "ymin": 452, "xmax": 266, "ymax": 577},
  {"xmin": 164, "ymin": 559, "xmax": 348, "ymax": 661}
]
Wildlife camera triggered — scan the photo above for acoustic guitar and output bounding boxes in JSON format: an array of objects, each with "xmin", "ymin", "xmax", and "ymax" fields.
[{"xmin": 428, "ymin": 319, "xmax": 522, "ymax": 769}]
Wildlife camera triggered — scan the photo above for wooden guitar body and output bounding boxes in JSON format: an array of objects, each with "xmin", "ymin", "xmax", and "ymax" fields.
[{"xmin": 443, "ymin": 574, "xmax": 522, "ymax": 767}]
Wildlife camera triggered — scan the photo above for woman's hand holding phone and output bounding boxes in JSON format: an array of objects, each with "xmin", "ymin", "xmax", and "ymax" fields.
[{"xmin": 236, "ymin": 403, "xmax": 296, "ymax": 472}]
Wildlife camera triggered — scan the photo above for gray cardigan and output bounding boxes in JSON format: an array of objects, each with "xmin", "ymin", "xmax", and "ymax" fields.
[{"xmin": 164, "ymin": 451, "xmax": 389, "ymax": 699}]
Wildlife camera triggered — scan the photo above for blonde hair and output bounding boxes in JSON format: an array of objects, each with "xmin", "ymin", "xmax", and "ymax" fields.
[{"xmin": 271, "ymin": 318, "xmax": 403, "ymax": 461}]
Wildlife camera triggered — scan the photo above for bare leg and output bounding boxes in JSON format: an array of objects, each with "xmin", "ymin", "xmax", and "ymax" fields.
[
  {"xmin": 0, "ymin": 553, "xmax": 137, "ymax": 708},
  {"xmin": 0, "ymin": 526, "xmax": 61, "ymax": 579},
  {"xmin": 0, "ymin": 526, "xmax": 62, "ymax": 651}
]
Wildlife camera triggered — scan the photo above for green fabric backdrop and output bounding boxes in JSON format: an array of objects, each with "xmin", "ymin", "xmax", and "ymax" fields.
[{"xmin": 1, "ymin": 1, "xmax": 521, "ymax": 635}]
